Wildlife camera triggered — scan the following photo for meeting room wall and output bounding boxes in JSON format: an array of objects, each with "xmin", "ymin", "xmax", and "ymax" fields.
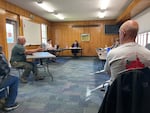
[
  {"xmin": 0, "ymin": 0, "xmax": 119, "ymax": 57},
  {"xmin": 0, "ymin": 0, "xmax": 52, "ymax": 58},
  {"xmin": 132, "ymin": 7, "xmax": 150, "ymax": 33},
  {"xmin": 0, "ymin": 8, "xmax": 7, "ymax": 57},
  {"xmin": 51, "ymin": 21, "xmax": 118, "ymax": 56}
]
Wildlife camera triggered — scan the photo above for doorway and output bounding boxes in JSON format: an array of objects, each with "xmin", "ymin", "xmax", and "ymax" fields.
[{"xmin": 6, "ymin": 19, "xmax": 17, "ymax": 62}]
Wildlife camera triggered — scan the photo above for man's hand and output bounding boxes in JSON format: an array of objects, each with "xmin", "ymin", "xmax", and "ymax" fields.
[
  {"xmin": 25, "ymin": 47, "xmax": 44, "ymax": 55},
  {"xmin": 36, "ymin": 47, "xmax": 44, "ymax": 52}
]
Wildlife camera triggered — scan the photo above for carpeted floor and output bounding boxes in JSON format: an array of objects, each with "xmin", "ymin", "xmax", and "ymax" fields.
[{"xmin": 0, "ymin": 57, "xmax": 109, "ymax": 113}]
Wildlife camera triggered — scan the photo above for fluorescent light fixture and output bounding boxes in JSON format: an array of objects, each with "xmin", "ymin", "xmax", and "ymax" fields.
[
  {"xmin": 36, "ymin": 2, "xmax": 54, "ymax": 12},
  {"xmin": 98, "ymin": 12, "xmax": 105, "ymax": 18},
  {"xmin": 36, "ymin": 1, "xmax": 64, "ymax": 20},
  {"xmin": 100, "ymin": 0, "xmax": 110, "ymax": 10},
  {"xmin": 52, "ymin": 13, "xmax": 65, "ymax": 20}
]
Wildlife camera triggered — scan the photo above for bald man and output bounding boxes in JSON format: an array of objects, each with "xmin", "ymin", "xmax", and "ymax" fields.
[
  {"xmin": 10, "ymin": 36, "xmax": 44, "ymax": 83},
  {"xmin": 104, "ymin": 20, "xmax": 150, "ymax": 83}
]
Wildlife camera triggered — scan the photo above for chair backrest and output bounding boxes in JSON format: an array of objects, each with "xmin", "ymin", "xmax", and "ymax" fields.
[{"xmin": 98, "ymin": 67, "xmax": 150, "ymax": 113}]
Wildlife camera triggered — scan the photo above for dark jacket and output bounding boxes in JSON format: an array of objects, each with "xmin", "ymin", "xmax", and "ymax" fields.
[
  {"xmin": 71, "ymin": 42, "xmax": 79, "ymax": 54},
  {"xmin": 98, "ymin": 67, "xmax": 150, "ymax": 113},
  {"xmin": 0, "ymin": 53, "xmax": 10, "ymax": 85}
]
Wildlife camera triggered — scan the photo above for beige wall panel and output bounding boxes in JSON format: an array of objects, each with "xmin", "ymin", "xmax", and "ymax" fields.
[
  {"xmin": 0, "ymin": 10, "xmax": 8, "ymax": 57},
  {"xmin": 0, "ymin": 0, "xmax": 52, "ymax": 58},
  {"xmin": 0, "ymin": 0, "xmax": 120, "ymax": 57},
  {"xmin": 51, "ymin": 21, "xmax": 118, "ymax": 56}
]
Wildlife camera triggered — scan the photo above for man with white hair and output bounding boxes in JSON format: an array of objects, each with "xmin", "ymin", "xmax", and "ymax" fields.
[{"xmin": 10, "ymin": 36, "xmax": 44, "ymax": 83}]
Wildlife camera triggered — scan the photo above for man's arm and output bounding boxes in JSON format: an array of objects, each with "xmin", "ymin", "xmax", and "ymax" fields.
[
  {"xmin": 103, "ymin": 58, "xmax": 111, "ymax": 76},
  {"xmin": 25, "ymin": 47, "xmax": 43, "ymax": 55}
]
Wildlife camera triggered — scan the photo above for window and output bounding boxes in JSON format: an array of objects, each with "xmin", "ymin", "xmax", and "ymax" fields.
[
  {"xmin": 41, "ymin": 24, "xmax": 47, "ymax": 44},
  {"xmin": 136, "ymin": 32, "xmax": 150, "ymax": 47},
  {"xmin": 6, "ymin": 19, "xmax": 18, "ymax": 62},
  {"xmin": 6, "ymin": 20, "xmax": 17, "ymax": 43}
]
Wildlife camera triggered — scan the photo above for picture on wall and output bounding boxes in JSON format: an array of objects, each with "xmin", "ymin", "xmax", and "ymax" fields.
[{"xmin": 81, "ymin": 33, "xmax": 90, "ymax": 41}]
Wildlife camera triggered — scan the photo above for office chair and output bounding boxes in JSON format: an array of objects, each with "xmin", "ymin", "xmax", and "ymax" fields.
[{"xmin": 98, "ymin": 67, "xmax": 150, "ymax": 113}]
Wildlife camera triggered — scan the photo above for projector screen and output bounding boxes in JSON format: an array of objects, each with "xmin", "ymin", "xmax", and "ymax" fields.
[{"xmin": 23, "ymin": 19, "xmax": 41, "ymax": 45}]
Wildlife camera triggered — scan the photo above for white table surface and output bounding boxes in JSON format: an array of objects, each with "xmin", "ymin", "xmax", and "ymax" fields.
[
  {"xmin": 64, "ymin": 47, "xmax": 82, "ymax": 50},
  {"xmin": 26, "ymin": 52, "xmax": 56, "ymax": 59}
]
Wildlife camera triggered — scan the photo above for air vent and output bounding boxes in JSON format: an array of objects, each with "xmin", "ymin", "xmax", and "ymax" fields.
[{"xmin": 72, "ymin": 24, "xmax": 100, "ymax": 28}]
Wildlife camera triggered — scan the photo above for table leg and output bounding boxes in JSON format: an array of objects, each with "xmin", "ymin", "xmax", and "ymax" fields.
[
  {"xmin": 81, "ymin": 49, "xmax": 82, "ymax": 56},
  {"xmin": 46, "ymin": 63, "xmax": 53, "ymax": 81}
]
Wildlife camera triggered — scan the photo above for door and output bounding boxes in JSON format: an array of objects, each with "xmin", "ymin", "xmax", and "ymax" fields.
[{"xmin": 6, "ymin": 19, "xmax": 17, "ymax": 62}]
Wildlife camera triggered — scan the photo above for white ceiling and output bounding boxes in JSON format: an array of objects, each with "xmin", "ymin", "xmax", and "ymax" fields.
[{"xmin": 6, "ymin": 0, "xmax": 133, "ymax": 22}]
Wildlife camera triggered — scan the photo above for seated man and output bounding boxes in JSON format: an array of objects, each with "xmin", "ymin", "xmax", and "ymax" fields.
[
  {"xmin": 0, "ymin": 45, "xmax": 19, "ymax": 111},
  {"xmin": 45, "ymin": 39, "xmax": 56, "ymax": 55},
  {"xmin": 104, "ymin": 20, "xmax": 150, "ymax": 84},
  {"xmin": 45, "ymin": 39, "xmax": 57, "ymax": 61},
  {"xmin": 10, "ymin": 36, "xmax": 44, "ymax": 83}
]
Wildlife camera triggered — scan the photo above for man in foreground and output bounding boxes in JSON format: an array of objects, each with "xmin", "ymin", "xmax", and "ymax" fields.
[
  {"xmin": 0, "ymin": 45, "xmax": 19, "ymax": 111},
  {"xmin": 104, "ymin": 20, "xmax": 150, "ymax": 84}
]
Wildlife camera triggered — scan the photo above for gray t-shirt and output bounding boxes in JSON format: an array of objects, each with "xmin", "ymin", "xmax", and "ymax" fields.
[
  {"xmin": 104, "ymin": 42, "xmax": 150, "ymax": 83},
  {"xmin": 10, "ymin": 44, "xmax": 26, "ymax": 63}
]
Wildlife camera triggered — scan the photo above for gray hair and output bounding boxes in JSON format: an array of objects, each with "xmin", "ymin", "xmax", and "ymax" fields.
[{"xmin": 17, "ymin": 36, "xmax": 25, "ymax": 44}]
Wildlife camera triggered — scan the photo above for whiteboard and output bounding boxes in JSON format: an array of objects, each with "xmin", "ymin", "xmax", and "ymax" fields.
[{"xmin": 23, "ymin": 19, "xmax": 41, "ymax": 45}]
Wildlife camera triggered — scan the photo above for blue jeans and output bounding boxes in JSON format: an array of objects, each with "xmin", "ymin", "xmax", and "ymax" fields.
[{"xmin": 0, "ymin": 75, "xmax": 19, "ymax": 107}]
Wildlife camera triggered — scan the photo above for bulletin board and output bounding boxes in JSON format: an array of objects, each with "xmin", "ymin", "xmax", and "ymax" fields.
[{"xmin": 23, "ymin": 19, "xmax": 41, "ymax": 45}]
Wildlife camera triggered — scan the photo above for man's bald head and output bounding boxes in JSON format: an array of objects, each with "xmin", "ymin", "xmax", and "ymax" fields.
[
  {"xmin": 119, "ymin": 20, "xmax": 139, "ymax": 44},
  {"xmin": 17, "ymin": 36, "xmax": 26, "ymax": 45}
]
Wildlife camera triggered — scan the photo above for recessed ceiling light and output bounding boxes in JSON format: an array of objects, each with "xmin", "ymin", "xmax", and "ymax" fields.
[
  {"xmin": 52, "ymin": 13, "xmax": 65, "ymax": 20},
  {"xmin": 36, "ymin": 1, "xmax": 54, "ymax": 13},
  {"xmin": 100, "ymin": 0, "xmax": 110, "ymax": 10},
  {"xmin": 98, "ymin": 12, "xmax": 105, "ymax": 18},
  {"xmin": 36, "ymin": 0, "xmax": 43, "ymax": 4}
]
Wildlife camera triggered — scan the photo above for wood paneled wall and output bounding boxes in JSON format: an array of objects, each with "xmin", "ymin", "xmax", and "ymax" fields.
[
  {"xmin": 0, "ymin": 0, "xmax": 118, "ymax": 57},
  {"xmin": 51, "ymin": 21, "xmax": 118, "ymax": 56},
  {"xmin": 0, "ymin": 0, "xmax": 52, "ymax": 58},
  {"xmin": 0, "ymin": 9, "xmax": 7, "ymax": 56}
]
